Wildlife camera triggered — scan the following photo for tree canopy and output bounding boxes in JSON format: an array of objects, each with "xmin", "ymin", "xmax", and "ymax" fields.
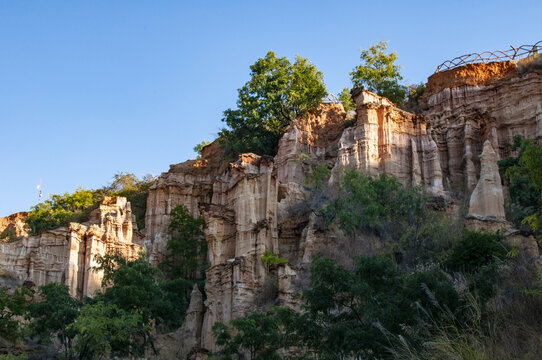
[
  {"xmin": 350, "ymin": 41, "xmax": 407, "ymax": 105},
  {"xmin": 220, "ymin": 51, "xmax": 327, "ymax": 156},
  {"xmin": 26, "ymin": 173, "xmax": 155, "ymax": 235}
]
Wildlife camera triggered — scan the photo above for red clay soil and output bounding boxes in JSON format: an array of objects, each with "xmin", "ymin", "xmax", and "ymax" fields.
[{"xmin": 425, "ymin": 61, "xmax": 518, "ymax": 97}]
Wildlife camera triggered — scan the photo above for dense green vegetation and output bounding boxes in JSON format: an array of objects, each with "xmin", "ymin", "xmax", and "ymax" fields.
[
  {"xmin": 499, "ymin": 135, "xmax": 542, "ymax": 238},
  {"xmin": 219, "ymin": 51, "xmax": 327, "ymax": 156},
  {"xmin": 323, "ymin": 170, "xmax": 458, "ymax": 265},
  {"xmin": 0, "ymin": 205, "xmax": 206, "ymax": 359},
  {"xmin": 350, "ymin": 41, "xmax": 408, "ymax": 105},
  {"xmin": 338, "ymin": 87, "xmax": 355, "ymax": 113},
  {"xmin": 26, "ymin": 172, "xmax": 155, "ymax": 235},
  {"xmin": 212, "ymin": 167, "xmax": 542, "ymax": 359},
  {"xmin": 160, "ymin": 204, "xmax": 207, "ymax": 282}
]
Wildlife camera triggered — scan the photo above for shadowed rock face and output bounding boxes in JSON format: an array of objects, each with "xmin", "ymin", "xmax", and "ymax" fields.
[{"xmin": 0, "ymin": 197, "xmax": 142, "ymax": 299}]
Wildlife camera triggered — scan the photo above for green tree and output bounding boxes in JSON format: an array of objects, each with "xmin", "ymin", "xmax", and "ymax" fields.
[
  {"xmin": 0, "ymin": 286, "xmax": 31, "ymax": 341},
  {"xmin": 261, "ymin": 250, "xmax": 287, "ymax": 269},
  {"xmin": 103, "ymin": 172, "xmax": 155, "ymax": 230},
  {"xmin": 26, "ymin": 187, "xmax": 98, "ymax": 235},
  {"xmin": 69, "ymin": 301, "xmax": 144, "ymax": 360},
  {"xmin": 499, "ymin": 135, "xmax": 542, "ymax": 237},
  {"xmin": 162, "ymin": 205, "xmax": 207, "ymax": 281},
  {"xmin": 94, "ymin": 252, "xmax": 192, "ymax": 354},
  {"xmin": 213, "ymin": 256, "xmax": 461, "ymax": 360},
  {"xmin": 446, "ymin": 230, "xmax": 511, "ymax": 302},
  {"xmin": 338, "ymin": 87, "xmax": 355, "ymax": 113},
  {"xmin": 350, "ymin": 41, "xmax": 407, "ymax": 105},
  {"xmin": 27, "ymin": 283, "xmax": 80, "ymax": 353},
  {"xmin": 220, "ymin": 51, "xmax": 327, "ymax": 156},
  {"xmin": 212, "ymin": 312, "xmax": 283, "ymax": 360},
  {"xmin": 303, "ymin": 163, "xmax": 330, "ymax": 190}
]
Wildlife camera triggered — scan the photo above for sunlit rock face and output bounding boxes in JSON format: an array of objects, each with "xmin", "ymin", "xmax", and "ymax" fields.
[
  {"xmin": 468, "ymin": 140, "xmax": 506, "ymax": 220},
  {"xmin": 422, "ymin": 60, "xmax": 542, "ymax": 192},
  {"xmin": 0, "ymin": 197, "xmax": 142, "ymax": 298},
  {"xmin": 331, "ymin": 89, "xmax": 444, "ymax": 194},
  {"xmin": 1, "ymin": 58, "xmax": 539, "ymax": 355},
  {"xmin": 141, "ymin": 62, "xmax": 542, "ymax": 351}
]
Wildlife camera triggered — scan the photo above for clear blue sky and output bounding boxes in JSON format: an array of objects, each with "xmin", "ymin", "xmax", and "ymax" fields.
[{"xmin": 1, "ymin": 0, "xmax": 540, "ymax": 216}]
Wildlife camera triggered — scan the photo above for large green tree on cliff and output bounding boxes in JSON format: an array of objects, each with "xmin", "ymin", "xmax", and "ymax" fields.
[
  {"xmin": 350, "ymin": 41, "xmax": 407, "ymax": 105},
  {"xmin": 220, "ymin": 51, "xmax": 327, "ymax": 156}
]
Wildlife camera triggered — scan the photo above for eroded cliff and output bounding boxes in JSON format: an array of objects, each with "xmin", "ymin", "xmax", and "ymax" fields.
[
  {"xmin": 0, "ymin": 197, "xmax": 142, "ymax": 298},
  {"xmin": 0, "ymin": 57, "xmax": 540, "ymax": 357},
  {"xmin": 141, "ymin": 59, "xmax": 541, "ymax": 354}
]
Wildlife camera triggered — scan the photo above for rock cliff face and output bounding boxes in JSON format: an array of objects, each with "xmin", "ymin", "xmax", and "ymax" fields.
[
  {"xmin": 0, "ymin": 58, "xmax": 540, "ymax": 355},
  {"xmin": 141, "ymin": 60, "xmax": 542, "ymax": 352},
  {"xmin": 0, "ymin": 197, "xmax": 142, "ymax": 298},
  {"xmin": 0, "ymin": 212, "xmax": 30, "ymax": 240},
  {"xmin": 422, "ymin": 60, "xmax": 542, "ymax": 193}
]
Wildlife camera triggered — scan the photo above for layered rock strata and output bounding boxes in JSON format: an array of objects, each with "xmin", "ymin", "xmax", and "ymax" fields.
[
  {"xmin": 422, "ymin": 59, "xmax": 542, "ymax": 192},
  {"xmin": 143, "ymin": 63, "xmax": 542, "ymax": 352},
  {"xmin": 0, "ymin": 197, "xmax": 142, "ymax": 298},
  {"xmin": 0, "ymin": 59, "xmax": 540, "ymax": 355}
]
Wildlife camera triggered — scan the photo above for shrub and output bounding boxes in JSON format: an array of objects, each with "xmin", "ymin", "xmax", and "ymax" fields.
[
  {"xmin": 338, "ymin": 87, "xmax": 355, "ymax": 113},
  {"xmin": 446, "ymin": 230, "xmax": 511, "ymax": 301},
  {"xmin": 261, "ymin": 250, "xmax": 287, "ymax": 268},
  {"xmin": 162, "ymin": 204, "xmax": 207, "ymax": 281},
  {"xmin": 322, "ymin": 170, "xmax": 457, "ymax": 265},
  {"xmin": 193, "ymin": 140, "xmax": 211, "ymax": 159},
  {"xmin": 499, "ymin": 135, "xmax": 542, "ymax": 237}
]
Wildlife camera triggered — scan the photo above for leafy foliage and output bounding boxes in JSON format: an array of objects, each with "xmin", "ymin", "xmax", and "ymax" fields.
[
  {"xmin": 303, "ymin": 163, "xmax": 330, "ymax": 190},
  {"xmin": 194, "ymin": 140, "xmax": 212, "ymax": 159},
  {"xmin": 69, "ymin": 301, "xmax": 143, "ymax": 360},
  {"xmin": 92, "ymin": 252, "xmax": 193, "ymax": 356},
  {"xmin": 162, "ymin": 204, "xmax": 207, "ymax": 281},
  {"xmin": 220, "ymin": 51, "xmax": 327, "ymax": 156},
  {"xmin": 26, "ymin": 187, "xmax": 97, "ymax": 235},
  {"xmin": 0, "ymin": 286, "xmax": 31, "ymax": 341},
  {"xmin": 446, "ymin": 230, "xmax": 511, "ymax": 301},
  {"xmin": 350, "ymin": 41, "xmax": 407, "ymax": 105},
  {"xmin": 102, "ymin": 172, "xmax": 155, "ymax": 230},
  {"xmin": 323, "ymin": 170, "xmax": 456, "ymax": 265},
  {"xmin": 338, "ymin": 87, "xmax": 355, "ymax": 113},
  {"xmin": 212, "ymin": 312, "xmax": 283, "ymax": 360},
  {"xmin": 0, "ymin": 229, "xmax": 17, "ymax": 243},
  {"xmin": 499, "ymin": 135, "xmax": 542, "ymax": 237},
  {"xmin": 260, "ymin": 250, "xmax": 287, "ymax": 268},
  {"xmin": 26, "ymin": 173, "xmax": 155, "ymax": 235},
  {"xmin": 27, "ymin": 283, "xmax": 80, "ymax": 353},
  {"xmin": 213, "ymin": 255, "xmax": 461, "ymax": 359}
]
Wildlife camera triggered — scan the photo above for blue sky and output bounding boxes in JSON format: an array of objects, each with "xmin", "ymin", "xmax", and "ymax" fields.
[{"xmin": 1, "ymin": 0, "xmax": 540, "ymax": 216}]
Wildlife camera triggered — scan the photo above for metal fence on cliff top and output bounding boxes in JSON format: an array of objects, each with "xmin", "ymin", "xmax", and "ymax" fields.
[{"xmin": 435, "ymin": 41, "xmax": 541, "ymax": 73}]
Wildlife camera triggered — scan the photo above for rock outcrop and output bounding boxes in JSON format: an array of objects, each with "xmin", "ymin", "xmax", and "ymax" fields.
[
  {"xmin": 0, "ymin": 212, "xmax": 30, "ymax": 240},
  {"xmin": 1, "ymin": 57, "xmax": 540, "ymax": 356},
  {"xmin": 468, "ymin": 140, "xmax": 506, "ymax": 220},
  {"xmin": 0, "ymin": 197, "xmax": 142, "ymax": 298},
  {"xmin": 140, "ymin": 60, "xmax": 542, "ymax": 353},
  {"xmin": 150, "ymin": 284, "xmax": 205, "ymax": 359},
  {"xmin": 422, "ymin": 59, "xmax": 542, "ymax": 191}
]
